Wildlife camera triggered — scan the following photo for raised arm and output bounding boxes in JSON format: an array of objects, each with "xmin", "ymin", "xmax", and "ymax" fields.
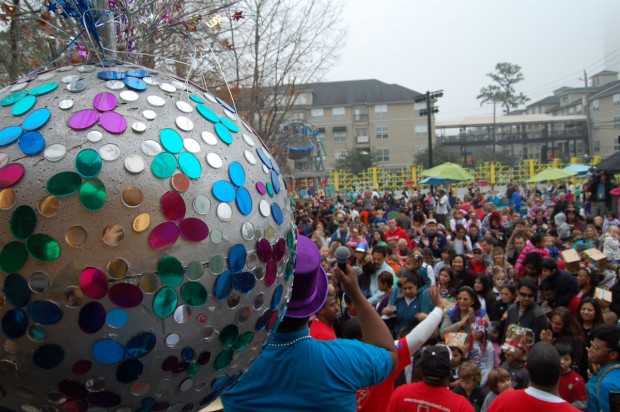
[
  {"xmin": 334, "ymin": 264, "xmax": 398, "ymax": 373},
  {"xmin": 405, "ymin": 285, "xmax": 443, "ymax": 352}
]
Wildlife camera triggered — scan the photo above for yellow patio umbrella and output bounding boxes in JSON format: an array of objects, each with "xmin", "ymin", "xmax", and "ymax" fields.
[
  {"xmin": 420, "ymin": 162, "xmax": 474, "ymax": 181},
  {"xmin": 525, "ymin": 167, "xmax": 577, "ymax": 183}
]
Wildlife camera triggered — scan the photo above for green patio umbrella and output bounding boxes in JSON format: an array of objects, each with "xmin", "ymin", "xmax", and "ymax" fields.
[
  {"xmin": 526, "ymin": 167, "xmax": 577, "ymax": 183},
  {"xmin": 420, "ymin": 162, "xmax": 474, "ymax": 181}
]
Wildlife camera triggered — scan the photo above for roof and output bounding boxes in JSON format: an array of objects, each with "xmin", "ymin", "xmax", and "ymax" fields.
[
  {"xmin": 590, "ymin": 79, "xmax": 620, "ymax": 99},
  {"xmin": 437, "ymin": 114, "xmax": 586, "ymax": 128},
  {"xmin": 298, "ymin": 79, "xmax": 422, "ymax": 107},
  {"xmin": 593, "ymin": 70, "xmax": 619, "ymax": 77},
  {"xmin": 527, "ymin": 95, "xmax": 560, "ymax": 107}
]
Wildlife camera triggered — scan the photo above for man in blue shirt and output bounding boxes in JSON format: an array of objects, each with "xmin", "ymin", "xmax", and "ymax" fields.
[
  {"xmin": 221, "ymin": 235, "xmax": 397, "ymax": 412},
  {"xmin": 586, "ymin": 324, "xmax": 620, "ymax": 412}
]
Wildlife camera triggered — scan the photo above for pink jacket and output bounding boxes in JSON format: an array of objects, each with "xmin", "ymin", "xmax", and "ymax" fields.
[{"xmin": 514, "ymin": 241, "xmax": 551, "ymax": 279}]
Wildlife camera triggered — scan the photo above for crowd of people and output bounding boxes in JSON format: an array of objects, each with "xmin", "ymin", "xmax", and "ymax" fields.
[{"xmin": 222, "ymin": 173, "xmax": 620, "ymax": 412}]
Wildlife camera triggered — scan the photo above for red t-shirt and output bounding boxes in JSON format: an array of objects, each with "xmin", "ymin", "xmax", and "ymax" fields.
[
  {"xmin": 357, "ymin": 337, "xmax": 411, "ymax": 412},
  {"xmin": 388, "ymin": 381, "xmax": 474, "ymax": 412},
  {"xmin": 385, "ymin": 228, "xmax": 413, "ymax": 249},
  {"xmin": 488, "ymin": 388, "xmax": 580, "ymax": 412},
  {"xmin": 309, "ymin": 319, "xmax": 336, "ymax": 341},
  {"xmin": 558, "ymin": 370, "xmax": 587, "ymax": 404}
]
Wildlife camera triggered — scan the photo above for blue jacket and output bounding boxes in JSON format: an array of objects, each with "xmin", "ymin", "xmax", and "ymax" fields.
[{"xmin": 586, "ymin": 362, "xmax": 620, "ymax": 412}]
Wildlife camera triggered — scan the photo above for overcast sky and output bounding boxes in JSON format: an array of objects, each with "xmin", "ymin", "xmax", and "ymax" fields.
[{"xmin": 326, "ymin": 0, "xmax": 620, "ymax": 121}]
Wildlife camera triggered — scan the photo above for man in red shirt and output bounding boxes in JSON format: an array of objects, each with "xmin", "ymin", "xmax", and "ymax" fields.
[
  {"xmin": 488, "ymin": 342, "xmax": 579, "ymax": 412},
  {"xmin": 385, "ymin": 217, "xmax": 413, "ymax": 249},
  {"xmin": 309, "ymin": 291, "xmax": 339, "ymax": 340},
  {"xmin": 357, "ymin": 285, "xmax": 443, "ymax": 412},
  {"xmin": 388, "ymin": 345, "xmax": 474, "ymax": 412}
]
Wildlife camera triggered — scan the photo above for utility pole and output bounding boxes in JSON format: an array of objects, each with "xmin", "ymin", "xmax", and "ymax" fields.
[
  {"xmin": 416, "ymin": 90, "xmax": 443, "ymax": 168},
  {"xmin": 583, "ymin": 70, "xmax": 593, "ymax": 157}
]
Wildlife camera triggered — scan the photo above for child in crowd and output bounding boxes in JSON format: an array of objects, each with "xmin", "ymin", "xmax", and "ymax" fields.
[
  {"xmin": 452, "ymin": 362, "xmax": 485, "ymax": 412},
  {"xmin": 466, "ymin": 319, "xmax": 495, "ymax": 387},
  {"xmin": 481, "ymin": 368, "xmax": 513, "ymax": 412},
  {"xmin": 491, "ymin": 269, "xmax": 506, "ymax": 300},
  {"xmin": 499, "ymin": 325, "xmax": 533, "ymax": 389},
  {"xmin": 603, "ymin": 211, "xmax": 620, "ymax": 231},
  {"xmin": 556, "ymin": 343, "xmax": 587, "ymax": 411},
  {"xmin": 448, "ymin": 346, "xmax": 466, "ymax": 390},
  {"xmin": 602, "ymin": 225, "xmax": 620, "ymax": 261}
]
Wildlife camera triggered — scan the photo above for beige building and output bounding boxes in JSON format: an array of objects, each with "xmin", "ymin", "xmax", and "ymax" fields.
[{"xmin": 285, "ymin": 79, "xmax": 430, "ymax": 175}]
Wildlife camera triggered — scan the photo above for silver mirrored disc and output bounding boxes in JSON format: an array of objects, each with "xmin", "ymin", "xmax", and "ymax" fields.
[
  {"xmin": 67, "ymin": 81, "xmax": 86, "ymax": 92},
  {"xmin": 44, "ymin": 144, "xmax": 66, "ymax": 161},
  {"xmin": 141, "ymin": 140, "xmax": 162, "ymax": 156},
  {"xmin": 38, "ymin": 72, "xmax": 56, "ymax": 80},
  {"xmin": 241, "ymin": 222, "xmax": 255, "ymax": 240},
  {"xmin": 210, "ymin": 228, "xmax": 224, "ymax": 243},
  {"xmin": 147, "ymin": 95, "xmax": 166, "ymax": 107},
  {"xmin": 143, "ymin": 110, "xmax": 157, "ymax": 120},
  {"xmin": 0, "ymin": 153, "xmax": 8, "ymax": 168},
  {"xmin": 183, "ymin": 138, "xmax": 201, "ymax": 153},
  {"xmin": 216, "ymin": 203, "xmax": 232, "ymax": 222},
  {"xmin": 206, "ymin": 152, "xmax": 223, "ymax": 168},
  {"xmin": 201, "ymin": 131, "xmax": 217, "ymax": 146},
  {"xmin": 242, "ymin": 133, "xmax": 255, "ymax": 146},
  {"xmin": 10, "ymin": 82, "xmax": 28, "ymax": 92},
  {"xmin": 87, "ymin": 130, "xmax": 103, "ymax": 142},
  {"xmin": 131, "ymin": 122, "xmax": 147, "ymax": 133},
  {"xmin": 204, "ymin": 92, "xmax": 217, "ymax": 103},
  {"xmin": 120, "ymin": 90, "xmax": 139, "ymax": 102},
  {"xmin": 262, "ymin": 165, "xmax": 270, "ymax": 174},
  {"xmin": 224, "ymin": 110, "xmax": 237, "ymax": 121},
  {"xmin": 165, "ymin": 333, "xmax": 180, "ymax": 347},
  {"xmin": 61, "ymin": 74, "xmax": 80, "ymax": 83},
  {"xmin": 171, "ymin": 80, "xmax": 187, "ymax": 90},
  {"xmin": 58, "ymin": 100, "xmax": 74, "ymax": 110},
  {"xmin": 143, "ymin": 77, "xmax": 158, "ymax": 85},
  {"xmin": 176, "ymin": 116, "xmax": 193, "ymax": 131},
  {"xmin": 259, "ymin": 200, "xmax": 270, "ymax": 217},
  {"xmin": 77, "ymin": 65, "xmax": 95, "ymax": 73},
  {"xmin": 244, "ymin": 150, "xmax": 257, "ymax": 165},
  {"xmin": 105, "ymin": 80, "xmax": 125, "ymax": 90},
  {"xmin": 124, "ymin": 155, "xmax": 145, "ymax": 173},
  {"xmin": 160, "ymin": 83, "xmax": 177, "ymax": 93},
  {"xmin": 193, "ymin": 194, "xmax": 210, "ymax": 215},
  {"xmin": 99, "ymin": 143, "xmax": 121, "ymax": 161},
  {"xmin": 176, "ymin": 101, "xmax": 193, "ymax": 113}
]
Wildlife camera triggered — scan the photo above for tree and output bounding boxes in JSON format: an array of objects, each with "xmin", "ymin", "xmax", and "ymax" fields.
[
  {"xmin": 216, "ymin": 0, "xmax": 346, "ymax": 146},
  {"xmin": 414, "ymin": 144, "xmax": 461, "ymax": 169},
  {"xmin": 335, "ymin": 149, "xmax": 376, "ymax": 174},
  {"xmin": 477, "ymin": 62, "xmax": 529, "ymax": 113}
]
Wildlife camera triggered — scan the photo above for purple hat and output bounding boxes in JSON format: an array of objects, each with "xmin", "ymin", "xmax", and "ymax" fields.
[{"xmin": 285, "ymin": 235, "xmax": 328, "ymax": 319}]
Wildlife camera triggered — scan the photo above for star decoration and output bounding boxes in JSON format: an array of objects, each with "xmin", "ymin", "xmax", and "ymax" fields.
[{"xmin": 232, "ymin": 10, "xmax": 244, "ymax": 21}]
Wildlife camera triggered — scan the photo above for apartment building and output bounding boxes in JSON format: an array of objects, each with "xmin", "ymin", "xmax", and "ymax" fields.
[{"xmin": 285, "ymin": 79, "xmax": 429, "ymax": 173}]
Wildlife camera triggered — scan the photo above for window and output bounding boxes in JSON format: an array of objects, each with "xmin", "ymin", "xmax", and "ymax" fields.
[
  {"xmin": 593, "ymin": 120, "xmax": 600, "ymax": 131},
  {"xmin": 522, "ymin": 147, "xmax": 528, "ymax": 159},
  {"xmin": 376, "ymin": 148, "xmax": 390, "ymax": 162},
  {"xmin": 576, "ymin": 104, "xmax": 583, "ymax": 114},
  {"xmin": 594, "ymin": 140, "xmax": 600, "ymax": 153},
  {"xmin": 376, "ymin": 126, "xmax": 389, "ymax": 140},
  {"xmin": 291, "ymin": 111, "xmax": 304, "ymax": 120},
  {"xmin": 332, "ymin": 107, "xmax": 345, "ymax": 120},
  {"xmin": 293, "ymin": 92, "xmax": 312, "ymax": 106},
  {"xmin": 416, "ymin": 147, "xmax": 427, "ymax": 154},
  {"xmin": 354, "ymin": 106, "xmax": 369, "ymax": 122},
  {"xmin": 562, "ymin": 96, "xmax": 569, "ymax": 105},
  {"xmin": 415, "ymin": 125, "xmax": 428, "ymax": 138},
  {"xmin": 577, "ymin": 141, "xmax": 585, "ymax": 153},
  {"xmin": 568, "ymin": 107, "xmax": 574, "ymax": 114},
  {"xmin": 614, "ymin": 116, "xmax": 620, "ymax": 128},
  {"xmin": 614, "ymin": 94, "xmax": 620, "ymax": 107},
  {"xmin": 374, "ymin": 104, "xmax": 388, "ymax": 118},
  {"xmin": 355, "ymin": 128, "xmax": 369, "ymax": 143},
  {"xmin": 333, "ymin": 126, "xmax": 347, "ymax": 142},
  {"xmin": 615, "ymin": 138, "xmax": 620, "ymax": 151},
  {"xmin": 310, "ymin": 108, "xmax": 324, "ymax": 121},
  {"xmin": 334, "ymin": 151, "xmax": 346, "ymax": 161},
  {"xmin": 592, "ymin": 99, "xmax": 599, "ymax": 111}
]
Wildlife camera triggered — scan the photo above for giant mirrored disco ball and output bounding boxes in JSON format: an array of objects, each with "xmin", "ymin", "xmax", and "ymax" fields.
[{"xmin": 0, "ymin": 63, "xmax": 296, "ymax": 411}]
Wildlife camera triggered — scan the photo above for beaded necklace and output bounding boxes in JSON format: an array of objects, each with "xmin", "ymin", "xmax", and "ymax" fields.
[{"xmin": 267, "ymin": 335, "xmax": 311, "ymax": 347}]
